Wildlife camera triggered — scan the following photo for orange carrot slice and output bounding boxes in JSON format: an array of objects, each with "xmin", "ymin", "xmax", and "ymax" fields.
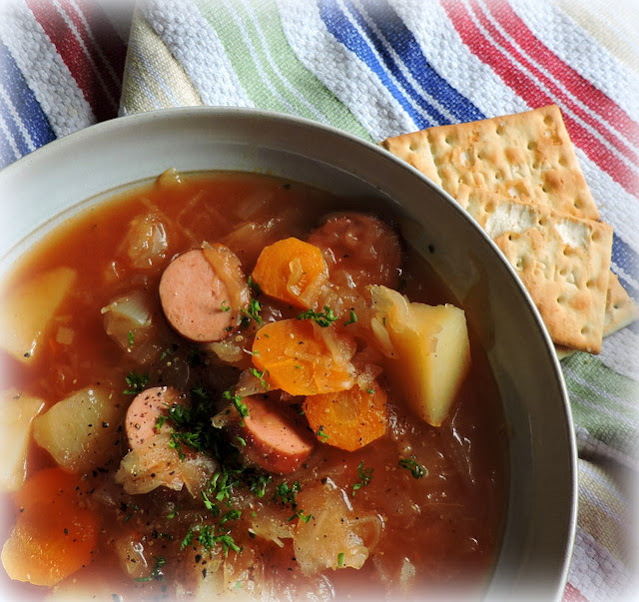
[
  {"xmin": 1, "ymin": 467, "xmax": 100, "ymax": 586},
  {"xmin": 303, "ymin": 384, "xmax": 388, "ymax": 451},
  {"xmin": 251, "ymin": 237, "xmax": 328, "ymax": 309},
  {"xmin": 251, "ymin": 319, "xmax": 356, "ymax": 396}
]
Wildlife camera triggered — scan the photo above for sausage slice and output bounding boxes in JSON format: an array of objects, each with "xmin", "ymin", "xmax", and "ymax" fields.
[
  {"xmin": 159, "ymin": 248, "xmax": 240, "ymax": 342},
  {"xmin": 237, "ymin": 397, "xmax": 314, "ymax": 475},
  {"xmin": 125, "ymin": 386, "xmax": 184, "ymax": 450}
]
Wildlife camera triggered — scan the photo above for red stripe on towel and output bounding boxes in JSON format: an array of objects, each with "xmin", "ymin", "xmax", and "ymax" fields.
[
  {"xmin": 488, "ymin": 0, "xmax": 639, "ymax": 148},
  {"xmin": 563, "ymin": 583, "xmax": 589, "ymax": 602},
  {"xmin": 26, "ymin": 0, "xmax": 116, "ymax": 122},
  {"xmin": 442, "ymin": 0, "xmax": 638, "ymax": 196}
]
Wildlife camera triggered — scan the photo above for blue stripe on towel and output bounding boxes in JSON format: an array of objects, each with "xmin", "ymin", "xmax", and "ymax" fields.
[
  {"xmin": 354, "ymin": 0, "xmax": 485, "ymax": 124},
  {"xmin": 319, "ymin": 0, "xmax": 431, "ymax": 128},
  {"xmin": 0, "ymin": 41, "xmax": 55, "ymax": 167},
  {"xmin": 318, "ymin": 0, "xmax": 484, "ymax": 127},
  {"xmin": 612, "ymin": 235, "xmax": 638, "ymax": 286}
]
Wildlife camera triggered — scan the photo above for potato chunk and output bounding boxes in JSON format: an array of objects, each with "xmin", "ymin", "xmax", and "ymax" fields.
[
  {"xmin": 0, "ymin": 390, "xmax": 45, "ymax": 491},
  {"xmin": 0, "ymin": 267, "xmax": 76, "ymax": 363},
  {"xmin": 32, "ymin": 387, "xmax": 125, "ymax": 473},
  {"xmin": 370, "ymin": 286, "xmax": 471, "ymax": 427}
]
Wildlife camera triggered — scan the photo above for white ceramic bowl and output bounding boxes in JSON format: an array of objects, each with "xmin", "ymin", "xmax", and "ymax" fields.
[{"xmin": 0, "ymin": 107, "xmax": 576, "ymax": 600}]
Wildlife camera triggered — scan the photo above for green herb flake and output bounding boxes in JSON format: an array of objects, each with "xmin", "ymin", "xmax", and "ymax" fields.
[
  {"xmin": 352, "ymin": 461, "xmax": 374, "ymax": 496},
  {"xmin": 223, "ymin": 389, "xmax": 249, "ymax": 419},
  {"xmin": 134, "ymin": 556, "xmax": 167, "ymax": 582},
  {"xmin": 221, "ymin": 300, "xmax": 231, "ymax": 312},
  {"xmin": 241, "ymin": 298, "xmax": 263, "ymax": 326},
  {"xmin": 274, "ymin": 480, "xmax": 301, "ymax": 507},
  {"xmin": 248, "ymin": 473, "xmax": 272, "ymax": 498},
  {"xmin": 343, "ymin": 309, "xmax": 358, "ymax": 326},
  {"xmin": 297, "ymin": 305, "xmax": 337, "ymax": 328},
  {"xmin": 316, "ymin": 425, "xmax": 329, "ymax": 442},
  {"xmin": 127, "ymin": 330, "xmax": 135, "ymax": 348},
  {"xmin": 288, "ymin": 509, "xmax": 313, "ymax": 523},
  {"xmin": 337, "ymin": 552, "xmax": 345, "ymax": 568},
  {"xmin": 247, "ymin": 276, "xmax": 262, "ymax": 296},
  {"xmin": 123, "ymin": 371, "xmax": 149, "ymax": 396},
  {"xmin": 249, "ymin": 367, "xmax": 270, "ymax": 390},
  {"xmin": 399, "ymin": 457, "xmax": 428, "ymax": 479}
]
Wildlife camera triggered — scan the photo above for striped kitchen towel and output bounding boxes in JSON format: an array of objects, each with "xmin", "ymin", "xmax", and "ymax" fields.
[{"xmin": 1, "ymin": 0, "xmax": 638, "ymax": 600}]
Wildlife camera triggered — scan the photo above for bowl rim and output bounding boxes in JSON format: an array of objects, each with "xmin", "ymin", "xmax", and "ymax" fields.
[{"xmin": 0, "ymin": 106, "xmax": 577, "ymax": 599}]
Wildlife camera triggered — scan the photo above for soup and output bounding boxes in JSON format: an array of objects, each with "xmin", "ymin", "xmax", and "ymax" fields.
[{"xmin": 0, "ymin": 171, "xmax": 507, "ymax": 601}]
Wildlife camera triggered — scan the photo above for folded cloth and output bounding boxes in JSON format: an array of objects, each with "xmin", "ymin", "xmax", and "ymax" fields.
[{"xmin": 1, "ymin": 0, "xmax": 638, "ymax": 600}]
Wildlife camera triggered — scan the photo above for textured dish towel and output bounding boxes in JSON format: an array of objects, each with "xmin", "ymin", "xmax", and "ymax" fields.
[{"xmin": 0, "ymin": 0, "xmax": 638, "ymax": 600}]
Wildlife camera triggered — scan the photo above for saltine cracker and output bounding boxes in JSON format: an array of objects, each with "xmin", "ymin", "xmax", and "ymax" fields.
[
  {"xmin": 381, "ymin": 104, "xmax": 600, "ymax": 221},
  {"xmin": 455, "ymin": 186, "xmax": 612, "ymax": 353}
]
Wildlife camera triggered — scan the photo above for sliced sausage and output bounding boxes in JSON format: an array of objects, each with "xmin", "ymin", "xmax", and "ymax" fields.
[
  {"xmin": 308, "ymin": 213, "xmax": 402, "ymax": 289},
  {"xmin": 236, "ymin": 396, "xmax": 314, "ymax": 475},
  {"xmin": 159, "ymin": 247, "xmax": 246, "ymax": 342},
  {"xmin": 125, "ymin": 386, "xmax": 184, "ymax": 450}
]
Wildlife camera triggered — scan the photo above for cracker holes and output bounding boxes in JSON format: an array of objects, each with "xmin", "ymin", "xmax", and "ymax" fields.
[
  {"xmin": 586, "ymin": 279, "xmax": 596, "ymax": 289},
  {"xmin": 527, "ymin": 141, "xmax": 536, "ymax": 151},
  {"xmin": 558, "ymin": 156, "xmax": 567, "ymax": 167},
  {"xmin": 556, "ymin": 295, "xmax": 567, "ymax": 305},
  {"xmin": 574, "ymin": 199, "xmax": 582, "ymax": 210},
  {"xmin": 580, "ymin": 326, "xmax": 590, "ymax": 336},
  {"xmin": 543, "ymin": 115, "xmax": 554, "ymax": 126},
  {"xmin": 591, "ymin": 230, "xmax": 601, "ymax": 242},
  {"xmin": 514, "ymin": 258, "xmax": 524, "ymax": 270}
]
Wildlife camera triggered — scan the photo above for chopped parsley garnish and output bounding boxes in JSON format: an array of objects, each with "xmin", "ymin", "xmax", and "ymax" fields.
[
  {"xmin": 248, "ymin": 473, "xmax": 272, "ymax": 498},
  {"xmin": 154, "ymin": 387, "xmax": 218, "ymax": 457},
  {"xmin": 223, "ymin": 389, "xmax": 249, "ymax": 419},
  {"xmin": 201, "ymin": 490, "xmax": 220, "ymax": 515},
  {"xmin": 352, "ymin": 461, "xmax": 374, "ymax": 496},
  {"xmin": 221, "ymin": 300, "xmax": 231, "ymax": 312},
  {"xmin": 134, "ymin": 556, "xmax": 166, "ymax": 582},
  {"xmin": 247, "ymin": 276, "xmax": 262, "ymax": 296},
  {"xmin": 241, "ymin": 298, "xmax": 263, "ymax": 326},
  {"xmin": 159, "ymin": 346, "xmax": 173, "ymax": 361},
  {"xmin": 337, "ymin": 552, "xmax": 345, "ymax": 568},
  {"xmin": 343, "ymin": 309, "xmax": 358, "ymax": 326},
  {"xmin": 181, "ymin": 524, "xmax": 241, "ymax": 556},
  {"xmin": 316, "ymin": 425, "xmax": 329, "ymax": 442},
  {"xmin": 219, "ymin": 509, "xmax": 241, "ymax": 525},
  {"xmin": 297, "ymin": 305, "xmax": 337, "ymax": 327},
  {"xmin": 288, "ymin": 509, "xmax": 313, "ymax": 523},
  {"xmin": 249, "ymin": 367, "xmax": 269, "ymax": 390},
  {"xmin": 127, "ymin": 330, "xmax": 135, "ymax": 348},
  {"xmin": 399, "ymin": 457, "xmax": 428, "ymax": 479},
  {"xmin": 274, "ymin": 480, "xmax": 301, "ymax": 506},
  {"xmin": 123, "ymin": 371, "xmax": 149, "ymax": 395},
  {"xmin": 207, "ymin": 468, "xmax": 243, "ymax": 503}
]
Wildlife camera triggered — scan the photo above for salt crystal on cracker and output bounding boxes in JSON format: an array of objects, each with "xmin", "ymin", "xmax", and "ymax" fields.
[{"xmin": 456, "ymin": 185, "xmax": 612, "ymax": 353}]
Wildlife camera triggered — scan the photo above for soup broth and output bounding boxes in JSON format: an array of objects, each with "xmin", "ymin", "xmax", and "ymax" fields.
[{"xmin": 0, "ymin": 171, "xmax": 507, "ymax": 601}]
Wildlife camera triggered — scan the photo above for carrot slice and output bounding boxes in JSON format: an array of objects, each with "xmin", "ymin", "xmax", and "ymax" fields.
[
  {"xmin": 251, "ymin": 237, "xmax": 328, "ymax": 309},
  {"xmin": 251, "ymin": 319, "xmax": 356, "ymax": 396},
  {"xmin": 303, "ymin": 384, "xmax": 388, "ymax": 451},
  {"xmin": 1, "ymin": 467, "xmax": 99, "ymax": 586}
]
